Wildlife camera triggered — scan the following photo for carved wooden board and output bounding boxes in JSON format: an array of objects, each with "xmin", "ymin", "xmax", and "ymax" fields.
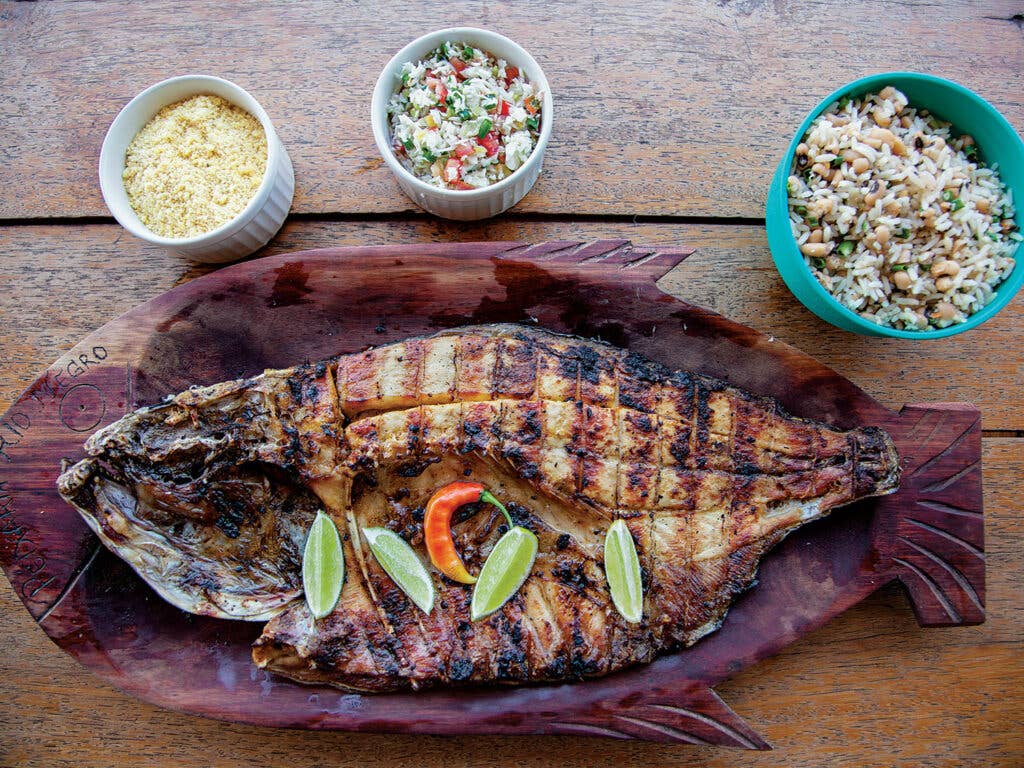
[{"xmin": 0, "ymin": 241, "xmax": 984, "ymax": 749}]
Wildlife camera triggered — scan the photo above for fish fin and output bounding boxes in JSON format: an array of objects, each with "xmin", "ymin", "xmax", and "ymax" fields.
[
  {"xmin": 884, "ymin": 403, "xmax": 985, "ymax": 627},
  {"xmin": 551, "ymin": 683, "xmax": 770, "ymax": 749}
]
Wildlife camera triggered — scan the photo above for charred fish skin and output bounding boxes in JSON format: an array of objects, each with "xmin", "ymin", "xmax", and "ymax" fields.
[{"xmin": 58, "ymin": 323, "xmax": 900, "ymax": 690}]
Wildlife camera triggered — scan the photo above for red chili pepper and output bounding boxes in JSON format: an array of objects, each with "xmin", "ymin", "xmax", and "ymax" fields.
[{"xmin": 424, "ymin": 481, "xmax": 512, "ymax": 584}]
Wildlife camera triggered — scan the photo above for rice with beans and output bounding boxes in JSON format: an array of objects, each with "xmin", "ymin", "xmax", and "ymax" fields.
[{"xmin": 787, "ymin": 86, "xmax": 1019, "ymax": 330}]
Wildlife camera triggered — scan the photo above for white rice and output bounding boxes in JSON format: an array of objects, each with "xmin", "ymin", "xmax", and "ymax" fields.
[{"xmin": 787, "ymin": 86, "xmax": 1019, "ymax": 330}]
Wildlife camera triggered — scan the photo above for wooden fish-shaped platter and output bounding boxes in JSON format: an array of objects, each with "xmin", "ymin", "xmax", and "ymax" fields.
[{"xmin": 0, "ymin": 241, "xmax": 984, "ymax": 748}]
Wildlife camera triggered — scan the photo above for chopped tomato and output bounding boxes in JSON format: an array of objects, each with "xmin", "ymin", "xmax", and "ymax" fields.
[
  {"xmin": 497, "ymin": 100, "xmax": 510, "ymax": 117},
  {"xmin": 524, "ymin": 96, "xmax": 539, "ymax": 115},
  {"xmin": 448, "ymin": 57, "xmax": 468, "ymax": 75},
  {"xmin": 450, "ymin": 180, "xmax": 475, "ymax": 190},
  {"xmin": 444, "ymin": 158, "xmax": 462, "ymax": 183},
  {"xmin": 453, "ymin": 142, "xmax": 475, "ymax": 158},
  {"xmin": 504, "ymin": 65, "xmax": 519, "ymax": 86},
  {"xmin": 478, "ymin": 131, "xmax": 501, "ymax": 157},
  {"xmin": 425, "ymin": 75, "xmax": 447, "ymax": 103}
]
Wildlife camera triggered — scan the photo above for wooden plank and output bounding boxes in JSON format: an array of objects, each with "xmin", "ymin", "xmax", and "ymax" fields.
[
  {"xmin": 0, "ymin": 436, "xmax": 1018, "ymax": 766},
  {"xmin": 1, "ymin": 220, "xmax": 1021, "ymax": 428},
  {"xmin": 1, "ymin": 1, "xmax": 1022, "ymax": 219}
]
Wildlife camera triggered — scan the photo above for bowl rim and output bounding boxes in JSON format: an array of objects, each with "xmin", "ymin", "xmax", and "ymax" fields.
[
  {"xmin": 370, "ymin": 26, "xmax": 553, "ymax": 199},
  {"xmin": 98, "ymin": 74, "xmax": 282, "ymax": 247},
  {"xmin": 770, "ymin": 70, "xmax": 1024, "ymax": 339}
]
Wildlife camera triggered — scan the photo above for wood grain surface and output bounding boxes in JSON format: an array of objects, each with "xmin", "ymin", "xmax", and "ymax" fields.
[
  {"xmin": 1, "ymin": 220, "xmax": 1021, "ymax": 428},
  {"xmin": 1, "ymin": 1, "xmax": 1022, "ymax": 219}
]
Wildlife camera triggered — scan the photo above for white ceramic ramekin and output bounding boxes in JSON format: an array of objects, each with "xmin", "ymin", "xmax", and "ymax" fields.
[
  {"xmin": 371, "ymin": 28, "xmax": 553, "ymax": 221},
  {"xmin": 99, "ymin": 75, "xmax": 294, "ymax": 264}
]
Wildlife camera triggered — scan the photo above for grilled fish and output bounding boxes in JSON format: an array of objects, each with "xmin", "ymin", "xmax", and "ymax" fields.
[{"xmin": 57, "ymin": 324, "xmax": 900, "ymax": 691}]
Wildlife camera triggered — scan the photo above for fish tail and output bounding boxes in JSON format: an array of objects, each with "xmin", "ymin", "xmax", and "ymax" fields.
[{"xmin": 883, "ymin": 404, "xmax": 984, "ymax": 627}]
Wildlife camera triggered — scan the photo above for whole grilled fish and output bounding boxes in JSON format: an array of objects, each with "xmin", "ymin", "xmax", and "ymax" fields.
[{"xmin": 57, "ymin": 324, "xmax": 900, "ymax": 691}]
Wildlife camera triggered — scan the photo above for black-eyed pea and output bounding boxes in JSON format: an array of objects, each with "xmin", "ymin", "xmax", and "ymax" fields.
[
  {"xmin": 932, "ymin": 301, "xmax": 957, "ymax": 321},
  {"xmin": 893, "ymin": 270, "xmax": 913, "ymax": 290},
  {"xmin": 874, "ymin": 224, "xmax": 891, "ymax": 245},
  {"xmin": 800, "ymin": 242, "xmax": 830, "ymax": 258},
  {"xmin": 852, "ymin": 157, "xmax": 871, "ymax": 174},
  {"xmin": 935, "ymin": 276, "xmax": 954, "ymax": 292}
]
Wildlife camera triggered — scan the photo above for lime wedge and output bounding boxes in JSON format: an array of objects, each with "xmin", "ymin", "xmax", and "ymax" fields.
[
  {"xmin": 302, "ymin": 510, "xmax": 344, "ymax": 619},
  {"xmin": 470, "ymin": 526, "xmax": 538, "ymax": 621},
  {"xmin": 363, "ymin": 527, "xmax": 435, "ymax": 614},
  {"xmin": 604, "ymin": 519, "xmax": 643, "ymax": 623}
]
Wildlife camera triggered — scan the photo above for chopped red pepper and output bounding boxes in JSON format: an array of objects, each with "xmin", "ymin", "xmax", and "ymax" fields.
[
  {"xmin": 479, "ymin": 130, "xmax": 501, "ymax": 157},
  {"xmin": 448, "ymin": 57, "xmax": 468, "ymax": 76},
  {"xmin": 444, "ymin": 158, "xmax": 462, "ymax": 183},
  {"xmin": 425, "ymin": 75, "xmax": 447, "ymax": 103},
  {"xmin": 497, "ymin": 100, "xmax": 510, "ymax": 117},
  {"xmin": 504, "ymin": 65, "xmax": 520, "ymax": 86},
  {"xmin": 453, "ymin": 142, "xmax": 475, "ymax": 158},
  {"xmin": 450, "ymin": 180, "xmax": 475, "ymax": 190},
  {"xmin": 524, "ymin": 96, "xmax": 539, "ymax": 115}
]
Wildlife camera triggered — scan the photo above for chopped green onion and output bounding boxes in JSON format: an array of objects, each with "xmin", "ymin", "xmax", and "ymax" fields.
[
  {"xmin": 891, "ymin": 264, "xmax": 910, "ymax": 272},
  {"xmin": 950, "ymin": 198, "xmax": 965, "ymax": 211},
  {"xmin": 830, "ymin": 156, "xmax": 844, "ymax": 168},
  {"xmin": 811, "ymin": 257, "xmax": 826, "ymax": 269},
  {"xmin": 837, "ymin": 240, "xmax": 855, "ymax": 257},
  {"xmin": 942, "ymin": 189, "xmax": 956, "ymax": 202},
  {"xmin": 459, "ymin": 109, "xmax": 473, "ymax": 121},
  {"xmin": 794, "ymin": 205, "xmax": 808, "ymax": 216},
  {"xmin": 401, "ymin": 71, "xmax": 410, "ymax": 87},
  {"xmin": 477, "ymin": 118, "xmax": 492, "ymax": 139},
  {"xmin": 895, "ymin": 227, "xmax": 911, "ymax": 239},
  {"xmin": 402, "ymin": 139, "xmax": 414, "ymax": 151},
  {"xmin": 963, "ymin": 144, "xmax": 978, "ymax": 159},
  {"xmin": 422, "ymin": 148, "xmax": 437, "ymax": 162},
  {"xmin": 445, "ymin": 94, "xmax": 454, "ymax": 108},
  {"xmin": 483, "ymin": 100, "xmax": 497, "ymax": 111},
  {"xmin": 526, "ymin": 116, "xmax": 539, "ymax": 131},
  {"xmin": 838, "ymin": 96, "xmax": 851, "ymax": 110},
  {"xmin": 988, "ymin": 232, "xmax": 1000, "ymax": 241},
  {"xmin": 806, "ymin": 215, "xmax": 819, "ymax": 226},
  {"xmin": 439, "ymin": 42, "xmax": 450, "ymax": 58},
  {"xmin": 463, "ymin": 46, "xmax": 475, "ymax": 60}
]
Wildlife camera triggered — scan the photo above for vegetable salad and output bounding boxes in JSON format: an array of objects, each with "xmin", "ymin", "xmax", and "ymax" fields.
[{"xmin": 387, "ymin": 41, "xmax": 543, "ymax": 190}]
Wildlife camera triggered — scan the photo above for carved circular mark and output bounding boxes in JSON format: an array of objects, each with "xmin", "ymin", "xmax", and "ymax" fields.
[{"xmin": 59, "ymin": 384, "xmax": 106, "ymax": 432}]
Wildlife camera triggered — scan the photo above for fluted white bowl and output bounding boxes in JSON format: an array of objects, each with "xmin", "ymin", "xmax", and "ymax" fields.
[
  {"xmin": 371, "ymin": 27, "xmax": 553, "ymax": 221},
  {"xmin": 99, "ymin": 75, "xmax": 294, "ymax": 264}
]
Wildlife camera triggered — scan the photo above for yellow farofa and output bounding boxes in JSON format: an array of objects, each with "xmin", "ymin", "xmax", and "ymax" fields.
[{"xmin": 123, "ymin": 94, "xmax": 267, "ymax": 239}]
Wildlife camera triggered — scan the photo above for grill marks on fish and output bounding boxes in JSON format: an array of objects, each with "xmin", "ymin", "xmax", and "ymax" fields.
[{"xmin": 58, "ymin": 324, "xmax": 900, "ymax": 692}]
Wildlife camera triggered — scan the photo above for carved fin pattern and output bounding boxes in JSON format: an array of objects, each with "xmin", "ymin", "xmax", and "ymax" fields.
[
  {"xmin": 550, "ymin": 685, "xmax": 770, "ymax": 749},
  {"xmin": 497, "ymin": 239, "xmax": 694, "ymax": 280},
  {"xmin": 887, "ymin": 404, "xmax": 984, "ymax": 627}
]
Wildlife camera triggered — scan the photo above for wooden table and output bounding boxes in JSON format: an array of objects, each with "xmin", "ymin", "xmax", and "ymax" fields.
[{"xmin": 1, "ymin": 2, "xmax": 1021, "ymax": 765}]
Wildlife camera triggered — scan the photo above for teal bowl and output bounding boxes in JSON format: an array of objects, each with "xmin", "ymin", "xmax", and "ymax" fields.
[{"xmin": 766, "ymin": 72, "xmax": 1024, "ymax": 338}]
